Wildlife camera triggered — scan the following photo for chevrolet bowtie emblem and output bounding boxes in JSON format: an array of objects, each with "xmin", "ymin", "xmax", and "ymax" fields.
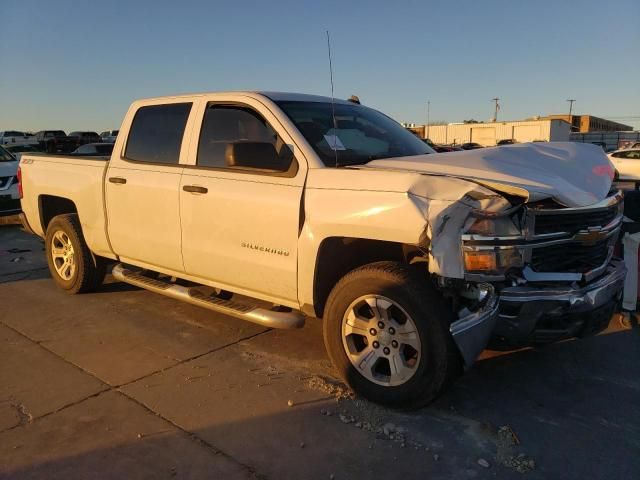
[{"xmin": 575, "ymin": 228, "xmax": 608, "ymax": 244}]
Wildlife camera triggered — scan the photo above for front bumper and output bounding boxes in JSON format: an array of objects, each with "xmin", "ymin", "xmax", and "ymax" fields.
[
  {"xmin": 493, "ymin": 259, "xmax": 626, "ymax": 346},
  {"xmin": 450, "ymin": 284, "xmax": 500, "ymax": 367}
]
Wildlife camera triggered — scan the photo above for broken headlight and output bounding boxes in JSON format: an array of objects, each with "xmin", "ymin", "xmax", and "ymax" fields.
[{"xmin": 465, "ymin": 216, "xmax": 521, "ymax": 237}]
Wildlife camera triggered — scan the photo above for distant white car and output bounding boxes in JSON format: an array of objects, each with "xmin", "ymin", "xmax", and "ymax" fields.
[
  {"xmin": 100, "ymin": 130, "xmax": 119, "ymax": 143},
  {"xmin": 609, "ymin": 148, "xmax": 640, "ymax": 180},
  {"xmin": 0, "ymin": 131, "xmax": 37, "ymax": 147},
  {"xmin": 0, "ymin": 145, "xmax": 20, "ymax": 216}
]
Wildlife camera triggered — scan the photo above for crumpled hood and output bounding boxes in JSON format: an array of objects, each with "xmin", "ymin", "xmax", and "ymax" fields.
[{"xmin": 366, "ymin": 142, "xmax": 614, "ymax": 207}]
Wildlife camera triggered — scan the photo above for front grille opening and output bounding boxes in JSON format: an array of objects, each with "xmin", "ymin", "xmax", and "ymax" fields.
[{"xmin": 531, "ymin": 239, "xmax": 611, "ymax": 273}]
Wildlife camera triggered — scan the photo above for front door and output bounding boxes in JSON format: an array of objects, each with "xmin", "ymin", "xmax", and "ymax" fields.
[{"xmin": 180, "ymin": 101, "xmax": 306, "ymax": 306}]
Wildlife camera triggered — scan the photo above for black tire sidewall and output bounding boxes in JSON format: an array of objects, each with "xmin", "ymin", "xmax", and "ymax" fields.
[{"xmin": 323, "ymin": 262, "xmax": 456, "ymax": 408}]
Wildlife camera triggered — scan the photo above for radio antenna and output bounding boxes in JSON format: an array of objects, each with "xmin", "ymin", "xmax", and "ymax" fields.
[{"xmin": 326, "ymin": 30, "xmax": 338, "ymax": 167}]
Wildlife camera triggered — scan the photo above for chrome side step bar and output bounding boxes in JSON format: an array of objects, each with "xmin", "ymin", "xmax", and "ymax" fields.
[{"xmin": 112, "ymin": 264, "xmax": 305, "ymax": 329}]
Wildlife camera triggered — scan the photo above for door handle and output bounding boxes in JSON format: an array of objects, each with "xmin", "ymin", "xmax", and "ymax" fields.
[
  {"xmin": 183, "ymin": 185, "xmax": 208, "ymax": 194},
  {"xmin": 108, "ymin": 177, "xmax": 127, "ymax": 184}
]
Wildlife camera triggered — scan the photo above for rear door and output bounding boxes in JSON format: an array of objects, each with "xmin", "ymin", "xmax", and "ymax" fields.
[
  {"xmin": 105, "ymin": 99, "xmax": 197, "ymax": 272},
  {"xmin": 179, "ymin": 97, "xmax": 306, "ymax": 306}
]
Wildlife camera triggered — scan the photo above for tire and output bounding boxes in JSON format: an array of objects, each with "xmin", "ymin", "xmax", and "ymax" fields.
[
  {"xmin": 323, "ymin": 261, "xmax": 461, "ymax": 409},
  {"xmin": 45, "ymin": 214, "xmax": 106, "ymax": 294}
]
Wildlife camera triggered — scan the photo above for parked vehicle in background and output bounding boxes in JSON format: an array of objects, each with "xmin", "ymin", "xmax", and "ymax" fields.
[
  {"xmin": 0, "ymin": 145, "xmax": 20, "ymax": 216},
  {"xmin": 34, "ymin": 130, "xmax": 78, "ymax": 153},
  {"xmin": 497, "ymin": 139, "xmax": 516, "ymax": 146},
  {"xmin": 460, "ymin": 142, "xmax": 483, "ymax": 150},
  {"xmin": 100, "ymin": 130, "xmax": 119, "ymax": 143},
  {"xmin": 71, "ymin": 143, "xmax": 114, "ymax": 156},
  {"xmin": 68, "ymin": 131, "xmax": 101, "ymax": 146},
  {"xmin": 609, "ymin": 148, "xmax": 640, "ymax": 180},
  {"xmin": 18, "ymin": 92, "xmax": 625, "ymax": 408},
  {"xmin": 423, "ymin": 139, "xmax": 465, "ymax": 152},
  {"xmin": 433, "ymin": 144, "xmax": 463, "ymax": 153},
  {"xmin": 3, "ymin": 144, "xmax": 42, "ymax": 161},
  {"xmin": 0, "ymin": 131, "xmax": 37, "ymax": 146}
]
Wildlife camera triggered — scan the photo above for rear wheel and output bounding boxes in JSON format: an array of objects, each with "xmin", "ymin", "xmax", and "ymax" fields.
[
  {"xmin": 323, "ymin": 261, "xmax": 461, "ymax": 409},
  {"xmin": 45, "ymin": 214, "xmax": 106, "ymax": 294}
]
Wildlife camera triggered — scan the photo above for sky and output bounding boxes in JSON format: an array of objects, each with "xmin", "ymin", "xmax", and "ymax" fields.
[{"xmin": 1, "ymin": 0, "xmax": 639, "ymax": 132}]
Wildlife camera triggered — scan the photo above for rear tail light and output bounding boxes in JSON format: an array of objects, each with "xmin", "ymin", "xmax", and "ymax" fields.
[{"xmin": 17, "ymin": 166, "xmax": 23, "ymax": 199}]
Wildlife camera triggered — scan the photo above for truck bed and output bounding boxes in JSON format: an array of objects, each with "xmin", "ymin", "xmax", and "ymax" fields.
[{"xmin": 19, "ymin": 153, "xmax": 114, "ymax": 258}]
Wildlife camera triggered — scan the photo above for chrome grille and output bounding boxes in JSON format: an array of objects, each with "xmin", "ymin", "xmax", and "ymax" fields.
[{"xmin": 533, "ymin": 203, "xmax": 618, "ymax": 235}]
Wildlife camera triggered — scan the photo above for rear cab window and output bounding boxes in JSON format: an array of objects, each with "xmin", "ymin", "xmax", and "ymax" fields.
[{"xmin": 124, "ymin": 103, "xmax": 192, "ymax": 164}]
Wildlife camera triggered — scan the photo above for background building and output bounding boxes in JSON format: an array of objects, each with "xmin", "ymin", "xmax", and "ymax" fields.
[
  {"xmin": 544, "ymin": 114, "xmax": 632, "ymax": 133},
  {"xmin": 404, "ymin": 119, "xmax": 570, "ymax": 146}
]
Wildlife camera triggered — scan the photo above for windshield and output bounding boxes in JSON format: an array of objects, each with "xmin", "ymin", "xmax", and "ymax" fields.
[
  {"xmin": 276, "ymin": 101, "xmax": 435, "ymax": 166},
  {"xmin": 0, "ymin": 146, "xmax": 16, "ymax": 162}
]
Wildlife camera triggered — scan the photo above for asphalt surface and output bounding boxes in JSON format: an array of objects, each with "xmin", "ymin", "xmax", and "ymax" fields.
[{"xmin": 1, "ymin": 221, "xmax": 639, "ymax": 479}]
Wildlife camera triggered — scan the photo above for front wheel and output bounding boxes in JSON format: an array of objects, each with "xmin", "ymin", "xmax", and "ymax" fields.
[
  {"xmin": 45, "ymin": 214, "xmax": 106, "ymax": 294},
  {"xmin": 323, "ymin": 261, "xmax": 461, "ymax": 409}
]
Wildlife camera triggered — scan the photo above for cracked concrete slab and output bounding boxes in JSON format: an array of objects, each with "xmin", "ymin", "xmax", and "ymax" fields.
[
  {"xmin": 0, "ymin": 391, "xmax": 255, "ymax": 480},
  {"xmin": 0, "ymin": 275, "xmax": 266, "ymax": 385},
  {"xmin": 121, "ymin": 343, "xmax": 503, "ymax": 480},
  {"xmin": 0, "ymin": 225, "xmax": 47, "ymax": 278},
  {"xmin": 0, "ymin": 323, "xmax": 105, "ymax": 430}
]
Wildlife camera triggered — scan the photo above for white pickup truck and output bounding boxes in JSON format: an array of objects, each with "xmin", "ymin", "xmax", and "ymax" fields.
[{"xmin": 18, "ymin": 92, "xmax": 626, "ymax": 407}]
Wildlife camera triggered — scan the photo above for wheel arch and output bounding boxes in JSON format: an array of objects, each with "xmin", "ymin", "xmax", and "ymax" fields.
[
  {"xmin": 38, "ymin": 195, "xmax": 78, "ymax": 232},
  {"xmin": 311, "ymin": 236, "xmax": 425, "ymax": 318}
]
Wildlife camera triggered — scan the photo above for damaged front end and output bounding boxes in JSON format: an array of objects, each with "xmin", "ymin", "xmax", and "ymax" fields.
[
  {"xmin": 417, "ymin": 184, "xmax": 625, "ymax": 368},
  {"xmin": 460, "ymin": 190, "xmax": 625, "ymax": 349},
  {"xmin": 367, "ymin": 142, "xmax": 625, "ymax": 368}
]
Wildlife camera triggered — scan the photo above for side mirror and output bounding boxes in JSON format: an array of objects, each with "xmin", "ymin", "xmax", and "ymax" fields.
[{"xmin": 225, "ymin": 141, "xmax": 293, "ymax": 172}]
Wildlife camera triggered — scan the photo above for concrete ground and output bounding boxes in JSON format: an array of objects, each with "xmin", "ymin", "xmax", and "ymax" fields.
[{"xmin": 0, "ymin": 220, "xmax": 638, "ymax": 479}]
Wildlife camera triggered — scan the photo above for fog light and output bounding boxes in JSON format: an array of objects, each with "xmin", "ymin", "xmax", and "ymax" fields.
[{"xmin": 464, "ymin": 251, "xmax": 497, "ymax": 272}]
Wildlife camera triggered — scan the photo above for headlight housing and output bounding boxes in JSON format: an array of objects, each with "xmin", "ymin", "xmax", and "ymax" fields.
[
  {"xmin": 463, "ymin": 247, "xmax": 523, "ymax": 274},
  {"xmin": 465, "ymin": 216, "xmax": 521, "ymax": 237}
]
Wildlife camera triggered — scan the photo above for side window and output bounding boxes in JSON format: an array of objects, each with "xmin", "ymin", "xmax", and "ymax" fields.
[
  {"xmin": 125, "ymin": 103, "xmax": 192, "ymax": 164},
  {"xmin": 197, "ymin": 105, "xmax": 291, "ymax": 172},
  {"xmin": 629, "ymin": 151, "xmax": 640, "ymax": 159}
]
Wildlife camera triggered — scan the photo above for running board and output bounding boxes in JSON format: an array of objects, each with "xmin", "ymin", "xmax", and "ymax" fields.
[{"xmin": 112, "ymin": 264, "xmax": 304, "ymax": 329}]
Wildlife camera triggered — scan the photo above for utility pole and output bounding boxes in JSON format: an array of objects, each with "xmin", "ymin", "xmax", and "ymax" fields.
[
  {"xmin": 426, "ymin": 101, "xmax": 431, "ymax": 140},
  {"xmin": 567, "ymin": 99, "xmax": 576, "ymax": 131},
  {"xmin": 491, "ymin": 97, "xmax": 500, "ymax": 122}
]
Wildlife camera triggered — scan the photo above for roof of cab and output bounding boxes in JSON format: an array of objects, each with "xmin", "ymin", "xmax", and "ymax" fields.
[{"xmin": 136, "ymin": 91, "xmax": 353, "ymax": 105}]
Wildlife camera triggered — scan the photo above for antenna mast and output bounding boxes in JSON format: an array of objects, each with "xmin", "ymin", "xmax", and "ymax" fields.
[{"xmin": 326, "ymin": 30, "xmax": 338, "ymax": 167}]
